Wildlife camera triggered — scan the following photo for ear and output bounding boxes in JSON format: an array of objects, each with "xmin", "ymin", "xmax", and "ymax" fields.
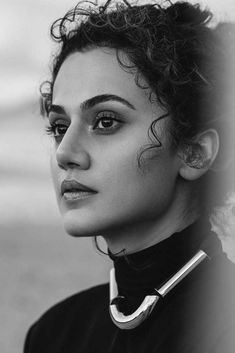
[{"xmin": 179, "ymin": 129, "xmax": 220, "ymax": 181}]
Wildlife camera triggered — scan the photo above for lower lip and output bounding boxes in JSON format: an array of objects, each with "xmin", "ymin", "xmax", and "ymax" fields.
[{"xmin": 63, "ymin": 190, "xmax": 96, "ymax": 202}]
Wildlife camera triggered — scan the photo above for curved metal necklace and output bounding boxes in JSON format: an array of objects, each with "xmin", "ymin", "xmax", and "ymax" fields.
[{"xmin": 109, "ymin": 249, "xmax": 208, "ymax": 330}]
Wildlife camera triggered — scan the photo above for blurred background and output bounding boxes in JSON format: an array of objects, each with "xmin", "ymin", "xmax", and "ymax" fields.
[{"xmin": 0, "ymin": 1, "xmax": 235, "ymax": 352}]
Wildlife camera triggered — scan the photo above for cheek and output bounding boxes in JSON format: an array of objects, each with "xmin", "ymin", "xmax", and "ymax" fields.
[
  {"xmin": 99, "ymin": 144, "xmax": 176, "ymax": 203},
  {"xmin": 50, "ymin": 154, "xmax": 61, "ymax": 195},
  {"xmin": 98, "ymin": 141, "xmax": 139, "ymax": 180},
  {"xmin": 50, "ymin": 154, "xmax": 56, "ymax": 179}
]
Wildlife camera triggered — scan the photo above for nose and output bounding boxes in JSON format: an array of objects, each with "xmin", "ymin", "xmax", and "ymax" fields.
[{"xmin": 55, "ymin": 127, "xmax": 91, "ymax": 170}]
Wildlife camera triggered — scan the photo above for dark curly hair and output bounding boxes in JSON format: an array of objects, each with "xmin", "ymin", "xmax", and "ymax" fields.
[{"xmin": 41, "ymin": 0, "xmax": 233, "ymax": 210}]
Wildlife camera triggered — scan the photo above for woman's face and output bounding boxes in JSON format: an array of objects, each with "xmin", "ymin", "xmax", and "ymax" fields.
[{"xmin": 49, "ymin": 48, "xmax": 181, "ymax": 242}]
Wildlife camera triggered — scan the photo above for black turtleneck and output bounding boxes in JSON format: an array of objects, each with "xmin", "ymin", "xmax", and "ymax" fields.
[
  {"xmin": 24, "ymin": 221, "xmax": 235, "ymax": 353},
  {"xmin": 109, "ymin": 220, "xmax": 222, "ymax": 313}
]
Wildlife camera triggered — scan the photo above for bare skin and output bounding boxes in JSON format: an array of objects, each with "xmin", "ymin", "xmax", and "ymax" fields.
[{"xmin": 48, "ymin": 48, "xmax": 218, "ymax": 255}]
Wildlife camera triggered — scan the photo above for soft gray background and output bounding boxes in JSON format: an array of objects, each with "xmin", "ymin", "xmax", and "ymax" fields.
[{"xmin": 0, "ymin": 1, "xmax": 235, "ymax": 352}]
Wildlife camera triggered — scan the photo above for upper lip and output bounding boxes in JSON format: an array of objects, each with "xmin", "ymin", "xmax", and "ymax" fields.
[{"xmin": 61, "ymin": 179, "xmax": 97, "ymax": 195}]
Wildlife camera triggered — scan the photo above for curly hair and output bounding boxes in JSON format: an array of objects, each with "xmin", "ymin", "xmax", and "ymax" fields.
[{"xmin": 41, "ymin": 0, "xmax": 232, "ymax": 209}]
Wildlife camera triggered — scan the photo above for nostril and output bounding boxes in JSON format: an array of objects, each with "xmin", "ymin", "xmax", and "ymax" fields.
[
  {"xmin": 57, "ymin": 162, "xmax": 67, "ymax": 171},
  {"xmin": 56, "ymin": 150, "xmax": 68, "ymax": 169},
  {"xmin": 67, "ymin": 162, "xmax": 81, "ymax": 169},
  {"xmin": 56, "ymin": 148, "xmax": 90, "ymax": 170}
]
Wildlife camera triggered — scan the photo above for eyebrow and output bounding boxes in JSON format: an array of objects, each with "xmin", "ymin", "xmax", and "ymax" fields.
[
  {"xmin": 81, "ymin": 94, "xmax": 136, "ymax": 111},
  {"xmin": 49, "ymin": 94, "xmax": 136, "ymax": 115}
]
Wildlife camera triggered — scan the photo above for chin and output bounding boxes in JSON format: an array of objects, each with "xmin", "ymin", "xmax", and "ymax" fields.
[
  {"xmin": 61, "ymin": 211, "xmax": 100, "ymax": 237},
  {"xmin": 58, "ymin": 205, "xmax": 90, "ymax": 237},
  {"xmin": 63, "ymin": 220, "xmax": 94, "ymax": 237}
]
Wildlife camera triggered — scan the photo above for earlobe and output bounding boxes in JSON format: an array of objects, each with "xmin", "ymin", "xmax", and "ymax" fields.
[{"xmin": 179, "ymin": 129, "xmax": 220, "ymax": 181}]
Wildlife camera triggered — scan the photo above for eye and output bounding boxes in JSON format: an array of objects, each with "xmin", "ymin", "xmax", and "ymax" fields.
[
  {"xmin": 45, "ymin": 122, "xmax": 68, "ymax": 142},
  {"xmin": 93, "ymin": 111, "xmax": 122, "ymax": 132}
]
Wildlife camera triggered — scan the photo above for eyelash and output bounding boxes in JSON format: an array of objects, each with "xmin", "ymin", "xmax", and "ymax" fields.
[
  {"xmin": 45, "ymin": 111, "xmax": 123, "ymax": 139},
  {"xmin": 45, "ymin": 124, "xmax": 67, "ymax": 140},
  {"xmin": 93, "ymin": 111, "xmax": 122, "ymax": 132}
]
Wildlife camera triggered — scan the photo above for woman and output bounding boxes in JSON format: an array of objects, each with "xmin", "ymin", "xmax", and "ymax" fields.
[{"xmin": 24, "ymin": 1, "xmax": 235, "ymax": 352}]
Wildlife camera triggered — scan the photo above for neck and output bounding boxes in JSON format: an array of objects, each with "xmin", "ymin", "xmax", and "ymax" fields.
[
  {"xmin": 103, "ymin": 187, "xmax": 199, "ymax": 255},
  {"xmin": 108, "ymin": 218, "xmax": 218, "ymax": 317}
]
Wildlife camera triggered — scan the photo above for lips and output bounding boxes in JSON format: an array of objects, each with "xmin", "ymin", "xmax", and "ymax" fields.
[{"xmin": 61, "ymin": 180, "xmax": 97, "ymax": 201}]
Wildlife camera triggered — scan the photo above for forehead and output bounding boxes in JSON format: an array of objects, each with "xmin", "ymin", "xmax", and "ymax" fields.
[{"xmin": 52, "ymin": 48, "xmax": 153, "ymax": 112}]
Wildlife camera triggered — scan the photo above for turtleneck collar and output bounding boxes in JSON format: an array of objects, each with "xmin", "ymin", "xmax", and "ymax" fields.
[{"xmin": 109, "ymin": 219, "xmax": 223, "ymax": 313}]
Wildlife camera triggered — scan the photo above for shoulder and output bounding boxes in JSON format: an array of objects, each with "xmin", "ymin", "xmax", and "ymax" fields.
[
  {"xmin": 35, "ymin": 282, "xmax": 108, "ymax": 325},
  {"xmin": 189, "ymin": 254, "xmax": 235, "ymax": 344},
  {"xmin": 24, "ymin": 283, "xmax": 110, "ymax": 353},
  {"xmin": 205, "ymin": 252, "xmax": 235, "ymax": 292},
  {"xmin": 156, "ymin": 253, "xmax": 235, "ymax": 352},
  {"xmin": 188, "ymin": 252, "xmax": 235, "ymax": 308},
  {"xmin": 48, "ymin": 282, "xmax": 108, "ymax": 310}
]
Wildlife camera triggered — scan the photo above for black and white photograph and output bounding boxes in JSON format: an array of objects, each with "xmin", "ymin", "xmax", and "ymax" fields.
[{"xmin": 1, "ymin": 1, "xmax": 235, "ymax": 352}]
